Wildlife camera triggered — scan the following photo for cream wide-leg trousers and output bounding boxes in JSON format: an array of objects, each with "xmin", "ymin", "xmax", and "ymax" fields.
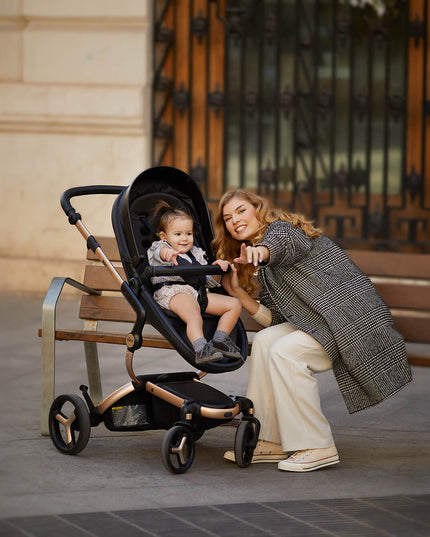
[{"xmin": 246, "ymin": 322, "xmax": 335, "ymax": 452}]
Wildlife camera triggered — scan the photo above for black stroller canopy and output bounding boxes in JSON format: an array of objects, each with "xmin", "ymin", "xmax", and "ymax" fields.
[{"xmin": 112, "ymin": 167, "xmax": 215, "ymax": 278}]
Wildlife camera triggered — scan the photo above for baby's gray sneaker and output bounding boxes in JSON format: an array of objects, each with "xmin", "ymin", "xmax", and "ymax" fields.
[{"xmin": 195, "ymin": 342, "xmax": 224, "ymax": 364}]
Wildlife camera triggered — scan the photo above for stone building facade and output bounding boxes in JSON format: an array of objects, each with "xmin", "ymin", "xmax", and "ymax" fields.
[{"xmin": 0, "ymin": 1, "xmax": 152, "ymax": 293}]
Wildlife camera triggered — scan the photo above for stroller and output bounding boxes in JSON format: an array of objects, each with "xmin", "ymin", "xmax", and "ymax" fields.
[{"xmin": 49, "ymin": 166, "xmax": 260, "ymax": 473}]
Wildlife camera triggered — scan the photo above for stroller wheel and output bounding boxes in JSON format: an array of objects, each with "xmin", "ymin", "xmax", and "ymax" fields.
[
  {"xmin": 161, "ymin": 425, "xmax": 195, "ymax": 474},
  {"xmin": 234, "ymin": 419, "xmax": 258, "ymax": 468},
  {"xmin": 49, "ymin": 394, "xmax": 91, "ymax": 455}
]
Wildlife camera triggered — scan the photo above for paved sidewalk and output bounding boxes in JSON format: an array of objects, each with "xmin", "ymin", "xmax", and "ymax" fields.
[{"xmin": 0, "ymin": 293, "xmax": 429, "ymax": 535}]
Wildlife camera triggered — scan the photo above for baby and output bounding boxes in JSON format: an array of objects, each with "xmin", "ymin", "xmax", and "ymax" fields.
[{"xmin": 147, "ymin": 202, "xmax": 243, "ymax": 364}]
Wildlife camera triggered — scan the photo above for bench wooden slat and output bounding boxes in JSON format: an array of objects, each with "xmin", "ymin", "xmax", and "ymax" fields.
[
  {"xmin": 346, "ymin": 250, "xmax": 430, "ymax": 280},
  {"xmin": 373, "ymin": 282, "xmax": 430, "ymax": 311},
  {"xmin": 392, "ymin": 314, "xmax": 430, "ymax": 344},
  {"xmin": 87, "ymin": 237, "xmax": 121, "ymax": 261},
  {"xmin": 37, "ymin": 328, "xmax": 175, "ymax": 349},
  {"xmin": 38, "ymin": 328, "xmax": 127, "ymax": 345},
  {"xmin": 407, "ymin": 355, "xmax": 430, "ymax": 367},
  {"xmin": 86, "ymin": 240, "xmax": 430, "ymax": 280},
  {"xmin": 83, "ymin": 265, "xmax": 124, "ymax": 292},
  {"xmin": 239, "ymin": 310, "xmax": 261, "ymax": 332},
  {"xmin": 79, "ymin": 295, "xmax": 135, "ymax": 323}
]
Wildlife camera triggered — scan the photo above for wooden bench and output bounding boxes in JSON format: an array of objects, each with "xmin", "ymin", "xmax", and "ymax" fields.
[{"xmin": 39, "ymin": 238, "xmax": 430, "ymax": 434}]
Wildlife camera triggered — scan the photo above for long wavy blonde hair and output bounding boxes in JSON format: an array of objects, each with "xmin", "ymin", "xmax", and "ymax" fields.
[{"xmin": 213, "ymin": 189, "xmax": 321, "ymax": 294}]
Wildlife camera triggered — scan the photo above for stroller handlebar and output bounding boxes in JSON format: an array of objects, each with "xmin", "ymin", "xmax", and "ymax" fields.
[
  {"xmin": 143, "ymin": 264, "xmax": 229, "ymax": 278},
  {"xmin": 61, "ymin": 185, "xmax": 124, "ymax": 223}
]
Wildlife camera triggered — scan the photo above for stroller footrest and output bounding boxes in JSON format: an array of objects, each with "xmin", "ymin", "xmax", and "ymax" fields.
[{"xmin": 156, "ymin": 380, "xmax": 235, "ymax": 409}]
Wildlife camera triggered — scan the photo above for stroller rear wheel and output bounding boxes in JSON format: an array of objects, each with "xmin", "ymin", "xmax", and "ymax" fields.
[
  {"xmin": 234, "ymin": 419, "xmax": 258, "ymax": 468},
  {"xmin": 161, "ymin": 425, "xmax": 195, "ymax": 474},
  {"xmin": 49, "ymin": 394, "xmax": 91, "ymax": 455}
]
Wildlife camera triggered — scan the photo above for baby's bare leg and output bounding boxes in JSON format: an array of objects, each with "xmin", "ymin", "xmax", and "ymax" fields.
[
  {"xmin": 169, "ymin": 293, "xmax": 203, "ymax": 343},
  {"xmin": 205, "ymin": 293, "xmax": 242, "ymax": 335}
]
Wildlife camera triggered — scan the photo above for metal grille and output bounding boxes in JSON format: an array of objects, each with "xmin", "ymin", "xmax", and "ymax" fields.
[{"xmin": 152, "ymin": 0, "xmax": 430, "ymax": 252}]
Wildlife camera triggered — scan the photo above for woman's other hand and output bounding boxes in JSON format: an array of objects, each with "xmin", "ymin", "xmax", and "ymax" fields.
[
  {"xmin": 222, "ymin": 263, "xmax": 259, "ymax": 315},
  {"xmin": 221, "ymin": 264, "xmax": 240, "ymax": 296}
]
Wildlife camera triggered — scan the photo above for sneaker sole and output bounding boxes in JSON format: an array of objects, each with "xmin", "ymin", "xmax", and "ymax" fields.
[
  {"xmin": 252, "ymin": 454, "xmax": 287, "ymax": 463},
  {"xmin": 211, "ymin": 343, "xmax": 242, "ymax": 359},
  {"xmin": 195, "ymin": 355, "xmax": 224, "ymax": 364},
  {"xmin": 224, "ymin": 452, "xmax": 286, "ymax": 464},
  {"xmin": 278, "ymin": 455, "xmax": 339, "ymax": 472},
  {"xmin": 219, "ymin": 351, "xmax": 242, "ymax": 359}
]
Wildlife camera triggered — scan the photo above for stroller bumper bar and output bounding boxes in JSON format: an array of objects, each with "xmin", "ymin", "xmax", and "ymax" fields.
[{"xmin": 143, "ymin": 265, "xmax": 229, "ymax": 278}]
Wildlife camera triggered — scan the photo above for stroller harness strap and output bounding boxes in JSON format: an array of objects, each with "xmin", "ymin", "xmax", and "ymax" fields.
[{"xmin": 151, "ymin": 250, "xmax": 209, "ymax": 313}]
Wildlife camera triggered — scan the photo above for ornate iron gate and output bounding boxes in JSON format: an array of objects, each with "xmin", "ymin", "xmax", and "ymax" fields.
[{"xmin": 153, "ymin": 0, "xmax": 430, "ymax": 252}]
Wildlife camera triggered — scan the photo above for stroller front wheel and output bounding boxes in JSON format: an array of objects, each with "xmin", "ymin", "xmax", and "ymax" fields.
[
  {"xmin": 234, "ymin": 419, "xmax": 258, "ymax": 468},
  {"xmin": 49, "ymin": 394, "xmax": 91, "ymax": 455},
  {"xmin": 161, "ymin": 425, "xmax": 195, "ymax": 474}
]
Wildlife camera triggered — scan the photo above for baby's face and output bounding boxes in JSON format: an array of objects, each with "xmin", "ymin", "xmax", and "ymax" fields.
[{"xmin": 159, "ymin": 216, "xmax": 194, "ymax": 253}]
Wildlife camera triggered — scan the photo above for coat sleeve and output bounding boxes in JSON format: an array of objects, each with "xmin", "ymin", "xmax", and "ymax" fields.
[{"xmin": 257, "ymin": 220, "xmax": 313, "ymax": 268}]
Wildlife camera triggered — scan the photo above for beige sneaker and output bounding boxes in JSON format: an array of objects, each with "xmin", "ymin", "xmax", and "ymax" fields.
[
  {"xmin": 224, "ymin": 439, "xmax": 287, "ymax": 463},
  {"xmin": 278, "ymin": 446, "xmax": 339, "ymax": 472}
]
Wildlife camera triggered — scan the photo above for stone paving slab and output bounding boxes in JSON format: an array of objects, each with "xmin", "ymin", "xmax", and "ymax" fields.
[{"xmin": 1, "ymin": 495, "xmax": 429, "ymax": 537}]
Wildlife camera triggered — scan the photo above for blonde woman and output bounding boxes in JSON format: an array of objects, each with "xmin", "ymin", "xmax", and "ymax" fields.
[{"xmin": 214, "ymin": 189, "xmax": 412, "ymax": 472}]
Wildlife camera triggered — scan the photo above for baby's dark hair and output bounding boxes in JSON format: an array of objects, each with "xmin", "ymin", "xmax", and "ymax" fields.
[{"xmin": 153, "ymin": 200, "xmax": 193, "ymax": 233}]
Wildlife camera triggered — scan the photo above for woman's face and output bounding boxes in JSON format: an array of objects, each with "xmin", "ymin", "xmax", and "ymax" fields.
[{"xmin": 222, "ymin": 197, "xmax": 260, "ymax": 241}]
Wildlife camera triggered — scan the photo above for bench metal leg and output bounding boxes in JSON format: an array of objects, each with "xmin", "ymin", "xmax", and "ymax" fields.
[
  {"xmin": 41, "ymin": 277, "xmax": 67, "ymax": 436},
  {"xmin": 84, "ymin": 320, "xmax": 103, "ymax": 405},
  {"xmin": 40, "ymin": 277, "xmax": 102, "ymax": 436}
]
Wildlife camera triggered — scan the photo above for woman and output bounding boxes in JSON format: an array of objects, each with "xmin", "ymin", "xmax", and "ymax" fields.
[{"xmin": 214, "ymin": 189, "xmax": 412, "ymax": 472}]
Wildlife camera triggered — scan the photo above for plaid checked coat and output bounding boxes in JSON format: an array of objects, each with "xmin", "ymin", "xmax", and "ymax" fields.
[{"xmin": 257, "ymin": 220, "xmax": 412, "ymax": 414}]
